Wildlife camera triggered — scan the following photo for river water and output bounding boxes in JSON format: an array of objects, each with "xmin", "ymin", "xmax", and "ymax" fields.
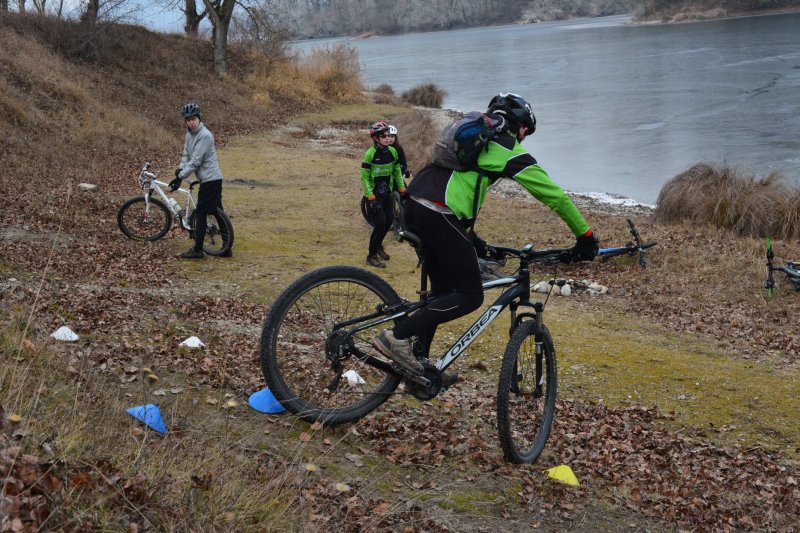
[{"xmin": 297, "ymin": 13, "xmax": 800, "ymax": 205}]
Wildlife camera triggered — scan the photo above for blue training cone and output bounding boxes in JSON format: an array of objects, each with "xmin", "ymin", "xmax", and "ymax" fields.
[
  {"xmin": 248, "ymin": 387, "xmax": 286, "ymax": 414},
  {"xmin": 126, "ymin": 404, "xmax": 167, "ymax": 434}
]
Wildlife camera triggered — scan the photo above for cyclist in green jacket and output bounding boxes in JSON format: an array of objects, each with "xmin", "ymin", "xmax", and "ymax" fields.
[
  {"xmin": 361, "ymin": 121, "xmax": 407, "ymax": 268},
  {"xmin": 372, "ymin": 93, "xmax": 598, "ymax": 383}
]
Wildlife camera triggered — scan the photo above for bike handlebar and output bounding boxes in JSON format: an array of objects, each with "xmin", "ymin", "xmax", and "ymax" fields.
[{"xmin": 489, "ymin": 244, "xmax": 575, "ymax": 263}]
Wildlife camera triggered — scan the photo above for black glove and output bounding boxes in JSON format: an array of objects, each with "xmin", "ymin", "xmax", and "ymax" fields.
[
  {"xmin": 572, "ymin": 231, "xmax": 599, "ymax": 261},
  {"xmin": 473, "ymin": 235, "xmax": 502, "ymax": 260},
  {"xmin": 473, "ymin": 234, "xmax": 488, "ymax": 258},
  {"xmin": 168, "ymin": 176, "xmax": 183, "ymax": 192}
]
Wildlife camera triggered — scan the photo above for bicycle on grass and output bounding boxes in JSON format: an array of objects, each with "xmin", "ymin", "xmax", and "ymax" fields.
[
  {"xmin": 260, "ymin": 194, "xmax": 580, "ymax": 464},
  {"xmin": 597, "ymin": 219, "xmax": 656, "ymax": 268},
  {"xmin": 764, "ymin": 238, "xmax": 800, "ymax": 297},
  {"xmin": 117, "ymin": 162, "xmax": 234, "ymax": 256}
]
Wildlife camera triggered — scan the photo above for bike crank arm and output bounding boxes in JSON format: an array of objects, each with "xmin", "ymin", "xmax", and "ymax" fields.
[{"xmin": 392, "ymin": 364, "xmax": 432, "ymax": 388}]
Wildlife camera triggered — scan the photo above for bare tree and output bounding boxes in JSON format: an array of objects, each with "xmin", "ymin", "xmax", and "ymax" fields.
[
  {"xmin": 1, "ymin": 0, "xmax": 9, "ymax": 12},
  {"xmin": 201, "ymin": 0, "xmax": 236, "ymax": 75},
  {"xmin": 231, "ymin": 3, "xmax": 291, "ymax": 69},
  {"xmin": 16, "ymin": 0, "xmax": 25, "ymax": 13},
  {"xmin": 183, "ymin": 0, "xmax": 207, "ymax": 36}
]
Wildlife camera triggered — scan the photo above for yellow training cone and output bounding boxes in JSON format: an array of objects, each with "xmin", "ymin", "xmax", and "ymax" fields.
[{"xmin": 546, "ymin": 465, "xmax": 580, "ymax": 486}]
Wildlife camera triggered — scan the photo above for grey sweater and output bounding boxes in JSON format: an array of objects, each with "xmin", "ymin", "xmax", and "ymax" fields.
[{"xmin": 178, "ymin": 123, "xmax": 223, "ymax": 183}]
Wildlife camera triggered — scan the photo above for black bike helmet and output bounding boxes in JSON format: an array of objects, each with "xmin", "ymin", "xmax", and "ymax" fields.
[
  {"xmin": 181, "ymin": 103, "xmax": 200, "ymax": 119},
  {"xmin": 487, "ymin": 93, "xmax": 536, "ymax": 137},
  {"xmin": 369, "ymin": 121, "xmax": 390, "ymax": 137}
]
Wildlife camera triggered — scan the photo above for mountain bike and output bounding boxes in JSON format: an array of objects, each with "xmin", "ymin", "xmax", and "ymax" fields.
[
  {"xmin": 260, "ymin": 195, "xmax": 576, "ymax": 464},
  {"xmin": 117, "ymin": 162, "xmax": 234, "ymax": 256},
  {"xmin": 597, "ymin": 218, "xmax": 656, "ymax": 268},
  {"xmin": 764, "ymin": 238, "xmax": 800, "ymax": 297}
]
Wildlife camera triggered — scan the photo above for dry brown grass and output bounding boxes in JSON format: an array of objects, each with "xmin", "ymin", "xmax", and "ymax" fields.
[
  {"xmin": 401, "ymin": 82, "xmax": 448, "ymax": 108},
  {"xmin": 249, "ymin": 43, "xmax": 364, "ymax": 107},
  {"xmin": 390, "ymin": 109, "xmax": 439, "ymax": 173},
  {"xmin": 654, "ymin": 162, "xmax": 800, "ymax": 239}
]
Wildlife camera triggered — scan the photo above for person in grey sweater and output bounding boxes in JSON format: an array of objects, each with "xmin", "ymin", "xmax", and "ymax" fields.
[{"xmin": 169, "ymin": 102, "xmax": 226, "ymax": 259}]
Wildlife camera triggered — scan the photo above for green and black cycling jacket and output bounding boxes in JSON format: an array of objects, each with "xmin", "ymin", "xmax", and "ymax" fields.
[
  {"xmin": 407, "ymin": 131, "xmax": 589, "ymax": 236},
  {"xmin": 360, "ymin": 144, "xmax": 404, "ymax": 198}
]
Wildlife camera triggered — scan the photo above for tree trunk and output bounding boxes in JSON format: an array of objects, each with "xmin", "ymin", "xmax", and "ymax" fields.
[
  {"xmin": 1, "ymin": 0, "xmax": 8, "ymax": 12},
  {"xmin": 81, "ymin": 0, "xmax": 98, "ymax": 24},
  {"xmin": 183, "ymin": 0, "xmax": 204, "ymax": 37},
  {"xmin": 201, "ymin": 0, "xmax": 236, "ymax": 76},
  {"xmin": 16, "ymin": 0, "xmax": 25, "ymax": 13}
]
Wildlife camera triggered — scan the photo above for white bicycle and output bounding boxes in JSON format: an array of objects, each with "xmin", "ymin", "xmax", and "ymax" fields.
[{"xmin": 117, "ymin": 161, "xmax": 234, "ymax": 256}]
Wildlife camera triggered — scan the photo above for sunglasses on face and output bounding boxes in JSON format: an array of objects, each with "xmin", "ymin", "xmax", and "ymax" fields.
[{"xmin": 379, "ymin": 133, "xmax": 391, "ymax": 138}]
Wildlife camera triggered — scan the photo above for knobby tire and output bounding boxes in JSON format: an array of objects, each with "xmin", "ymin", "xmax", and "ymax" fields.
[
  {"xmin": 117, "ymin": 196, "xmax": 172, "ymax": 241},
  {"xmin": 496, "ymin": 320, "xmax": 558, "ymax": 464},
  {"xmin": 260, "ymin": 266, "xmax": 402, "ymax": 425},
  {"xmin": 189, "ymin": 207, "xmax": 234, "ymax": 256}
]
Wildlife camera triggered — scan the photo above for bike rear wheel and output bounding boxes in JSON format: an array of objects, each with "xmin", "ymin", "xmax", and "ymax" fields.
[
  {"xmin": 189, "ymin": 208, "xmax": 234, "ymax": 256},
  {"xmin": 496, "ymin": 320, "xmax": 557, "ymax": 464},
  {"xmin": 117, "ymin": 196, "xmax": 172, "ymax": 241},
  {"xmin": 260, "ymin": 266, "xmax": 402, "ymax": 425},
  {"xmin": 360, "ymin": 196, "xmax": 374, "ymax": 227}
]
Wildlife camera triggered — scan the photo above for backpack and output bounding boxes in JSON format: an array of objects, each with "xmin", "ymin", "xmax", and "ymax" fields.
[{"xmin": 432, "ymin": 111, "xmax": 506, "ymax": 171}]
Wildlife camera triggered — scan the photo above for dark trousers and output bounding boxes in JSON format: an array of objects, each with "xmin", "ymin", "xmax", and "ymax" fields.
[
  {"xmin": 193, "ymin": 180, "xmax": 223, "ymax": 252},
  {"xmin": 368, "ymin": 195, "xmax": 395, "ymax": 256},
  {"xmin": 392, "ymin": 199, "xmax": 484, "ymax": 358}
]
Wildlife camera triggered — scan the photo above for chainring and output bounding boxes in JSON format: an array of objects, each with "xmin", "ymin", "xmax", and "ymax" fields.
[{"xmin": 405, "ymin": 362, "xmax": 443, "ymax": 401}]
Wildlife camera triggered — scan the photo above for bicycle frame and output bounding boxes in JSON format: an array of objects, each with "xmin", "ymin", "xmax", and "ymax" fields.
[
  {"xmin": 336, "ymin": 246, "xmax": 554, "ymax": 384},
  {"xmin": 139, "ymin": 164, "xmax": 196, "ymax": 231}
]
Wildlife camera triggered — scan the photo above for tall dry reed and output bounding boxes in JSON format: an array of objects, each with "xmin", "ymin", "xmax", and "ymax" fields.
[{"xmin": 654, "ymin": 163, "xmax": 800, "ymax": 239}]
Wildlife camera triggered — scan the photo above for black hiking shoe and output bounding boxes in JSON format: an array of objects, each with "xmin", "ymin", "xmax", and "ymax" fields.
[
  {"xmin": 376, "ymin": 247, "xmax": 391, "ymax": 261},
  {"xmin": 178, "ymin": 248, "xmax": 204, "ymax": 260},
  {"xmin": 366, "ymin": 254, "xmax": 386, "ymax": 268},
  {"xmin": 372, "ymin": 330, "xmax": 423, "ymax": 373}
]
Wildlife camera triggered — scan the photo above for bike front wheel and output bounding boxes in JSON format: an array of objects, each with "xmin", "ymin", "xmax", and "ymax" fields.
[
  {"xmin": 189, "ymin": 208, "xmax": 234, "ymax": 256},
  {"xmin": 260, "ymin": 266, "xmax": 403, "ymax": 425},
  {"xmin": 496, "ymin": 320, "xmax": 558, "ymax": 464},
  {"xmin": 117, "ymin": 196, "xmax": 172, "ymax": 241}
]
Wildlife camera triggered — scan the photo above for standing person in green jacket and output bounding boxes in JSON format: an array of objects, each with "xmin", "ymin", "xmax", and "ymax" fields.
[
  {"xmin": 361, "ymin": 121, "xmax": 406, "ymax": 268},
  {"xmin": 371, "ymin": 93, "xmax": 598, "ymax": 383}
]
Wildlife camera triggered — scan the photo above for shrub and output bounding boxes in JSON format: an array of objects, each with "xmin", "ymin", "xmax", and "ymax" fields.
[
  {"xmin": 304, "ymin": 43, "xmax": 364, "ymax": 101},
  {"xmin": 401, "ymin": 83, "xmax": 447, "ymax": 108},
  {"xmin": 389, "ymin": 109, "xmax": 437, "ymax": 173},
  {"xmin": 373, "ymin": 83, "xmax": 394, "ymax": 95},
  {"xmin": 654, "ymin": 163, "xmax": 800, "ymax": 239}
]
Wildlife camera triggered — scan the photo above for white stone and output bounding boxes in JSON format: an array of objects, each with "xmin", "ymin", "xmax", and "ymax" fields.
[
  {"xmin": 51, "ymin": 326, "xmax": 79, "ymax": 341},
  {"xmin": 179, "ymin": 336, "xmax": 205, "ymax": 348},
  {"xmin": 551, "ymin": 284, "xmax": 561, "ymax": 296},
  {"xmin": 561, "ymin": 284, "xmax": 572, "ymax": 296},
  {"xmin": 536, "ymin": 282, "xmax": 550, "ymax": 294},
  {"xmin": 78, "ymin": 183, "xmax": 97, "ymax": 191},
  {"xmin": 343, "ymin": 369, "xmax": 366, "ymax": 385}
]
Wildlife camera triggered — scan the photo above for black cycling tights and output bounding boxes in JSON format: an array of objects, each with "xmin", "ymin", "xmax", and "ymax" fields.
[
  {"xmin": 368, "ymin": 195, "xmax": 395, "ymax": 256},
  {"xmin": 193, "ymin": 180, "xmax": 223, "ymax": 253},
  {"xmin": 392, "ymin": 199, "xmax": 484, "ymax": 358}
]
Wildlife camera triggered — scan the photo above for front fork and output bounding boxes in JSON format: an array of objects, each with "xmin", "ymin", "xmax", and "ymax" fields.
[{"xmin": 509, "ymin": 302, "xmax": 545, "ymax": 396}]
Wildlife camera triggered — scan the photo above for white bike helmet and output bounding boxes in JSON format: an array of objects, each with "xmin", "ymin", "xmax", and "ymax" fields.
[{"xmin": 388, "ymin": 125, "xmax": 398, "ymax": 135}]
